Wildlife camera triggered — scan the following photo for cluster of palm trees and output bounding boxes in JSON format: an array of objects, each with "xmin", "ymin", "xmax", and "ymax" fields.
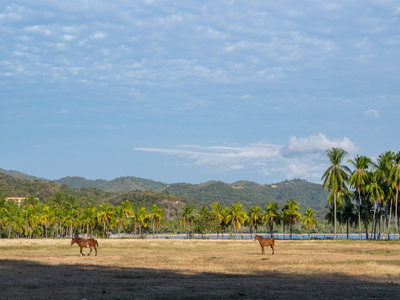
[
  {"xmin": 0, "ymin": 193, "xmax": 165, "ymax": 239},
  {"xmin": 180, "ymin": 200, "xmax": 318, "ymax": 239},
  {"xmin": 322, "ymin": 148, "xmax": 400, "ymax": 240}
]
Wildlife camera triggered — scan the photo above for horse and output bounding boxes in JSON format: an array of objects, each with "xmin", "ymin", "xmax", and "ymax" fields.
[
  {"xmin": 253, "ymin": 234, "xmax": 274, "ymax": 255},
  {"xmin": 71, "ymin": 238, "xmax": 98, "ymax": 256}
]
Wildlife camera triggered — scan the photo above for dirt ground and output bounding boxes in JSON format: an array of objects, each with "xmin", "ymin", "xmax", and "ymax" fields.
[{"xmin": 1, "ymin": 238, "xmax": 400, "ymax": 299}]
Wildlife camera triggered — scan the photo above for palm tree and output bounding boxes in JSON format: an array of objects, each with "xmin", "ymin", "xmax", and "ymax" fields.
[
  {"xmin": 81, "ymin": 203, "xmax": 97, "ymax": 238},
  {"xmin": 389, "ymin": 151, "xmax": 400, "ymax": 239},
  {"xmin": 121, "ymin": 200, "xmax": 134, "ymax": 235},
  {"xmin": 150, "ymin": 204, "xmax": 164, "ymax": 238},
  {"xmin": 2, "ymin": 201, "xmax": 22, "ymax": 238},
  {"xmin": 322, "ymin": 147, "xmax": 350, "ymax": 239},
  {"xmin": 50, "ymin": 192, "xmax": 65, "ymax": 238},
  {"xmin": 40, "ymin": 205, "xmax": 54, "ymax": 238},
  {"xmin": 97, "ymin": 203, "xmax": 114, "ymax": 238},
  {"xmin": 262, "ymin": 203, "xmax": 281, "ymax": 238},
  {"xmin": 112, "ymin": 205, "xmax": 125, "ymax": 237},
  {"xmin": 342, "ymin": 197, "xmax": 357, "ymax": 239},
  {"xmin": 348, "ymin": 155, "xmax": 372, "ymax": 239},
  {"xmin": 211, "ymin": 202, "xmax": 228, "ymax": 239},
  {"xmin": 282, "ymin": 199, "xmax": 301, "ymax": 239},
  {"xmin": 246, "ymin": 206, "xmax": 261, "ymax": 238},
  {"xmin": 226, "ymin": 202, "xmax": 248, "ymax": 239},
  {"xmin": 374, "ymin": 151, "xmax": 394, "ymax": 239},
  {"xmin": 367, "ymin": 169, "xmax": 385, "ymax": 239},
  {"xmin": 301, "ymin": 208, "xmax": 318, "ymax": 239},
  {"xmin": 136, "ymin": 207, "xmax": 148, "ymax": 238},
  {"xmin": 179, "ymin": 205, "xmax": 195, "ymax": 238}
]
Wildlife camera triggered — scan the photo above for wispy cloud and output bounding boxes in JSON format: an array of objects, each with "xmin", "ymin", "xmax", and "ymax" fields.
[
  {"xmin": 134, "ymin": 134, "xmax": 356, "ymax": 181},
  {"xmin": 364, "ymin": 109, "xmax": 380, "ymax": 118}
]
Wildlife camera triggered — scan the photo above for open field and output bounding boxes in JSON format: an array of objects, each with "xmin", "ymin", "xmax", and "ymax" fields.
[{"xmin": 1, "ymin": 238, "xmax": 400, "ymax": 299}]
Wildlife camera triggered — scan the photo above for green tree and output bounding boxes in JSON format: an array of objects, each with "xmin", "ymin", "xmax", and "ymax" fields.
[
  {"xmin": 322, "ymin": 147, "xmax": 350, "ymax": 239},
  {"xmin": 246, "ymin": 206, "xmax": 261, "ymax": 238},
  {"xmin": 81, "ymin": 203, "xmax": 97, "ymax": 238},
  {"xmin": 348, "ymin": 155, "xmax": 372, "ymax": 239},
  {"xmin": 150, "ymin": 204, "xmax": 164, "ymax": 238},
  {"xmin": 40, "ymin": 205, "xmax": 54, "ymax": 238},
  {"xmin": 97, "ymin": 203, "xmax": 114, "ymax": 238},
  {"xmin": 301, "ymin": 208, "xmax": 318, "ymax": 239},
  {"xmin": 368, "ymin": 170, "xmax": 385, "ymax": 239},
  {"xmin": 282, "ymin": 199, "xmax": 301, "ymax": 239},
  {"xmin": 136, "ymin": 207, "xmax": 148, "ymax": 238},
  {"xmin": 179, "ymin": 205, "xmax": 195, "ymax": 239},
  {"xmin": 389, "ymin": 151, "xmax": 400, "ymax": 238},
  {"xmin": 226, "ymin": 202, "xmax": 248, "ymax": 239},
  {"xmin": 210, "ymin": 202, "xmax": 228, "ymax": 238},
  {"xmin": 262, "ymin": 203, "xmax": 281, "ymax": 238}
]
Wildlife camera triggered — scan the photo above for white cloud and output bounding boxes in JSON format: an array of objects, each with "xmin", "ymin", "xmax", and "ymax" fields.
[
  {"xmin": 282, "ymin": 133, "xmax": 357, "ymax": 157},
  {"xmin": 134, "ymin": 134, "xmax": 357, "ymax": 180},
  {"xmin": 91, "ymin": 32, "xmax": 106, "ymax": 39},
  {"xmin": 364, "ymin": 109, "xmax": 380, "ymax": 118}
]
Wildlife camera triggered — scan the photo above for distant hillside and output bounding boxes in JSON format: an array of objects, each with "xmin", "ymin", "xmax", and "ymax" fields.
[
  {"xmin": 55, "ymin": 176, "xmax": 168, "ymax": 192},
  {"xmin": 165, "ymin": 179, "xmax": 329, "ymax": 215},
  {"xmin": 0, "ymin": 168, "xmax": 50, "ymax": 182},
  {"xmin": 0, "ymin": 172, "xmax": 199, "ymax": 218},
  {"xmin": 0, "ymin": 169, "xmax": 329, "ymax": 216}
]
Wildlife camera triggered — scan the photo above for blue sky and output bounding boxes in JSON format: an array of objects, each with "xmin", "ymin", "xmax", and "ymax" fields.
[{"xmin": 1, "ymin": 0, "xmax": 399, "ymax": 184}]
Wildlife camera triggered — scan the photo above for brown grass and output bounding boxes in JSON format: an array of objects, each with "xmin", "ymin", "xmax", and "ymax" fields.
[{"xmin": 1, "ymin": 238, "xmax": 400, "ymax": 299}]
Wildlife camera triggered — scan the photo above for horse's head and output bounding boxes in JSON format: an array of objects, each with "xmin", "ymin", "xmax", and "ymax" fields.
[
  {"xmin": 253, "ymin": 235, "xmax": 259, "ymax": 242},
  {"xmin": 70, "ymin": 239, "xmax": 76, "ymax": 246}
]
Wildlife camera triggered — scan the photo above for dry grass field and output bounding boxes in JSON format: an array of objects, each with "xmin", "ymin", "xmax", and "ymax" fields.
[{"xmin": 1, "ymin": 238, "xmax": 400, "ymax": 299}]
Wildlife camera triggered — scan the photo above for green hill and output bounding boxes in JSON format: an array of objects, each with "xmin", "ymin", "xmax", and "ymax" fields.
[
  {"xmin": 0, "ymin": 169, "xmax": 329, "ymax": 217},
  {"xmin": 55, "ymin": 176, "xmax": 167, "ymax": 192}
]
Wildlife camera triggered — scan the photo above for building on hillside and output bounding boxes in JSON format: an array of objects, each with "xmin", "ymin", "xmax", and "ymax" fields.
[{"xmin": 5, "ymin": 197, "xmax": 39, "ymax": 207}]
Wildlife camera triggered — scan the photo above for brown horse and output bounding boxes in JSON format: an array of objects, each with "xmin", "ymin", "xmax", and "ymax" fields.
[
  {"xmin": 71, "ymin": 238, "xmax": 98, "ymax": 256},
  {"xmin": 253, "ymin": 235, "xmax": 274, "ymax": 255}
]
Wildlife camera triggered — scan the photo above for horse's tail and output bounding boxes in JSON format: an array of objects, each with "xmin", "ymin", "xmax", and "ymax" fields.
[{"xmin": 96, "ymin": 240, "xmax": 99, "ymax": 248}]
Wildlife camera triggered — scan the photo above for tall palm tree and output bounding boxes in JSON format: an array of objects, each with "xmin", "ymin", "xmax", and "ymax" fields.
[
  {"xmin": 50, "ymin": 192, "xmax": 65, "ymax": 238},
  {"xmin": 389, "ymin": 151, "xmax": 400, "ymax": 239},
  {"xmin": 246, "ymin": 206, "xmax": 261, "ymax": 238},
  {"xmin": 150, "ymin": 204, "xmax": 164, "ymax": 238},
  {"xmin": 375, "ymin": 151, "xmax": 395, "ymax": 238},
  {"xmin": 301, "ymin": 208, "xmax": 318, "ymax": 239},
  {"xmin": 367, "ymin": 169, "xmax": 385, "ymax": 239},
  {"xmin": 40, "ymin": 205, "xmax": 54, "ymax": 238},
  {"xmin": 322, "ymin": 147, "xmax": 350, "ymax": 239},
  {"xmin": 97, "ymin": 203, "xmax": 114, "ymax": 238},
  {"xmin": 113, "ymin": 205, "xmax": 125, "ymax": 237},
  {"xmin": 179, "ymin": 205, "xmax": 195, "ymax": 239},
  {"xmin": 121, "ymin": 200, "xmax": 134, "ymax": 235},
  {"xmin": 348, "ymin": 155, "xmax": 372, "ymax": 239},
  {"xmin": 282, "ymin": 199, "xmax": 301, "ymax": 239},
  {"xmin": 81, "ymin": 203, "xmax": 97, "ymax": 238},
  {"xmin": 136, "ymin": 207, "xmax": 148, "ymax": 238},
  {"xmin": 226, "ymin": 202, "xmax": 248, "ymax": 239},
  {"xmin": 342, "ymin": 197, "xmax": 357, "ymax": 239},
  {"xmin": 262, "ymin": 203, "xmax": 281, "ymax": 238},
  {"xmin": 2, "ymin": 201, "xmax": 22, "ymax": 238},
  {"xmin": 211, "ymin": 202, "xmax": 227, "ymax": 239}
]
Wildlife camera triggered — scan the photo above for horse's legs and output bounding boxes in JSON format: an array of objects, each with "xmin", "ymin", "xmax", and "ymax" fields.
[
  {"xmin": 261, "ymin": 245, "xmax": 265, "ymax": 255},
  {"xmin": 80, "ymin": 246, "xmax": 85, "ymax": 256},
  {"xmin": 88, "ymin": 247, "xmax": 92, "ymax": 256},
  {"xmin": 94, "ymin": 245, "xmax": 97, "ymax": 256},
  {"xmin": 271, "ymin": 244, "xmax": 274, "ymax": 255}
]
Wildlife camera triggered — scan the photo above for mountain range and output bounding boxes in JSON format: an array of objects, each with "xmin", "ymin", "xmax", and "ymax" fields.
[{"xmin": 0, "ymin": 168, "xmax": 329, "ymax": 217}]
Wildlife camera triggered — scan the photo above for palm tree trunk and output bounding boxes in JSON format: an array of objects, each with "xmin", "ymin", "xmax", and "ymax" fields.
[
  {"xmin": 395, "ymin": 188, "xmax": 399, "ymax": 239},
  {"xmin": 358, "ymin": 191, "xmax": 362, "ymax": 240},
  {"xmin": 387, "ymin": 198, "xmax": 393, "ymax": 239},
  {"xmin": 334, "ymin": 192, "xmax": 337, "ymax": 240}
]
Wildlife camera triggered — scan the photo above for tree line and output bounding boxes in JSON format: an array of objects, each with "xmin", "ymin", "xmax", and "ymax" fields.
[
  {"xmin": 322, "ymin": 148, "xmax": 400, "ymax": 240},
  {"xmin": 0, "ymin": 191, "xmax": 319, "ymax": 239}
]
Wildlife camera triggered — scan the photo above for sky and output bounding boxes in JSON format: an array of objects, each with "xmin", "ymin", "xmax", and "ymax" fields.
[{"xmin": 1, "ymin": 0, "xmax": 399, "ymax": 185}]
